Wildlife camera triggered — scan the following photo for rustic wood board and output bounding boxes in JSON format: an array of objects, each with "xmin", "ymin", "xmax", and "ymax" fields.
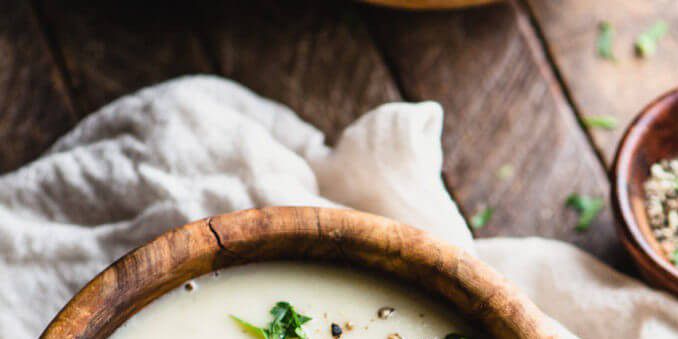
[
  {"xmin": 0, "ymin": 0, "xmax": 639, "ymax": 273},
  {"xmin": 37, "ymin": 0, "xmax": 213, "ymax": 114},
  {"xmin": 525, "ymin": 0, "xmax": 678, "ymax": 165},
  {"xmin": 0, "ymin": 1, "xmax": 74, "ymax": 173},
  {"xmin": 197, "ymin": 0, "xmax": 401, "ymax": 144},
  {"xmin": 364, "ymin": 3, "xmax": 632, "ymax": 271}
]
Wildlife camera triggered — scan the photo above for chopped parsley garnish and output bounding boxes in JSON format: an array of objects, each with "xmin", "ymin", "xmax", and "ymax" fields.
[
  {"xmin": 583, "ymin": 115, "xmax": 618, "ymax": 130},
  {"xmin": 597, "ymin": 21, "xmax": 616, "ymax": 60},
  {"xmin": 672, "ymin": 249, "xmax": 678, "ymax": 267},
  {"xmin": 635, "ymin": 21, "xmax": 668, "ymax": 57},
  {"xmin": 471, "ymin": 207, "xmax": 494, "ymax": 229},
  {"xmin": 566, "ymin": 194, "xmax": 604, "ymax": 231},
  {"xmin": 231, "ymin": 302, "xmax": 312, "ymax": 339}
]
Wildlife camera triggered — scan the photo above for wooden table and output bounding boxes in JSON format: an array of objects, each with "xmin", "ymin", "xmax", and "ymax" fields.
[{"xmin": 3, "ymin": 0, "xmax": 677, "ymax": 275}]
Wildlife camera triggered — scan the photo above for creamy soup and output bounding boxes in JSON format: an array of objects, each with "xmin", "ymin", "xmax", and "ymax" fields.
[{"xmin": 109, "ymin": 262, "xmax": 471, "ymax": 339}]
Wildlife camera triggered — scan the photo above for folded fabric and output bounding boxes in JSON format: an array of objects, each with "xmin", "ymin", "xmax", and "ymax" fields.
[{"xmin": 0, "ymin": 76, "xmax": 676, "ymax": 339}]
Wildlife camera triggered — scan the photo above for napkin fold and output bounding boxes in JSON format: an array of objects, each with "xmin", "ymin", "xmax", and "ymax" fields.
[{"xmin": 1, "ymin": 76, "xmax": 676, "ymax": 339}]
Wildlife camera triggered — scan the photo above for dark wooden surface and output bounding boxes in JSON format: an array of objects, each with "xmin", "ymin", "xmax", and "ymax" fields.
[
  {"xmin": 5, "ymin": 0, "xmax": 675, "ymax": 275},
  {"xmin": 0, "ymin": 1, "xmax": 74, "ymax": 172},
  {"xmin": 365, "ymin": 2, "xmax": 625, "ymax": 269},
  {"xmin": 197, "ymin": 0, "xmax": 400, "ymax": 144},
  {"xmin": 526, "ymin": 0, "xmax": 678, "ymax": 165}
]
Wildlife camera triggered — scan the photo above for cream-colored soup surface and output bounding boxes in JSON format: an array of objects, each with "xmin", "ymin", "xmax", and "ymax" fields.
[{"xmin": 109, "ymin": 262, "xmax": 471, "ymax": 339}]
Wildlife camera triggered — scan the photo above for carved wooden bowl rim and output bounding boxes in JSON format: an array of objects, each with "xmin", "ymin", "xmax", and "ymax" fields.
[{"xmin": 41, "ymin": 207, "xmax": 556, "ymax": 338}]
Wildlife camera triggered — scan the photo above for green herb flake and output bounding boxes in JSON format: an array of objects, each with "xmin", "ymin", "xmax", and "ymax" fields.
[
  {"xmin": 672, "ymin": 249, "xmax": 678, "ymax": 266},
  {"xmin": 566, "ymin": 194, "xmax": 605, "ymax": 231},
  {"xmin": 231, "ymin": 302, "xmax": 312, "ymax": 339},
  {"xmin": 635, "ymin": 20, "xmax": 669, "ymax": 57},
  {"xmin": 230, "ymin": 316, "xmax": 269, "ymax": 339},
  {"xmin": 597, "ymin": 21, "xmax": 616, "ymax": 60},
  {"xmin": 497, "ymin": 164, "xmax": 515, "ymax": 180},
  {"xmin": 471, "ymin": 207, "xmax": 494, "ymax": 229},
  {"xmin": 583, "ymin": 115, "xmax": 618, "ymax": 130}
]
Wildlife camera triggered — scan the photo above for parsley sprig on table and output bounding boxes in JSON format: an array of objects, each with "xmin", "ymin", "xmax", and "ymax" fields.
[
  {"xmin": 471, "ymin": 206, "xmax": 494, "ymax": 230},
  {"xmin": 597, "ymin": 21, "xmax": 616, "ymax": 60},
  {"xmin": 583, "ymin": 115, "xmax": 618, "ymax": 130},
  {"xmin": 596, "ymin": 20, "xmax": 670, "ymax": 60},
  {"xmin": 635, "ymin": 20, "xmax": 668, "ymax": 57},
  {"xmin": 566, "ymin": 194, "xmax": 604, "ymax": 231},
  {"xmin": 231, "ymin": 302, "xmax": 312, "ymax": 339}
]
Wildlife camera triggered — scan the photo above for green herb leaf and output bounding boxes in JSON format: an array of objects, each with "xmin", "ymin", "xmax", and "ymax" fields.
[
  {"xmin": 471, "ymin": 207, "xmax": 494, "ymax": 229},
  {"xmin": 270, "ymin": 302, "xmax": 290, "ymax": 320},
  {"xmin": 597, "ymin": 21, "xmax": 615, "ymax": 60},
  {"xmin": 635, "ymin": 20, "xmax": 668, "ymax": 57},
  {"xmin": 671, "ymin": 249, "xmax": 678, "ymax": 266},
  {"xmin": 230, "ymin": 315, "xmax": 269, "ymax": 339},
  {"xmin": 293, "ymin": 327, "xmax": 308, "ymax": 339},
  {"xmin": 232, "ymin": 302, "xmax": 312, "ymax": 339},
  {"xmin": 583, "ymin": 115, "xmax": 618, "ymax": 130},
  {"xmin": 497, "ymin": 164, "xmax": 514, "ymax": 180},
  {"xmin": 566, "ymin": 194, "xmax": 604, "ymax": 231},
  {"xmin": 297, "ymin": 314, "xmax": 311, "ymax": 325}
]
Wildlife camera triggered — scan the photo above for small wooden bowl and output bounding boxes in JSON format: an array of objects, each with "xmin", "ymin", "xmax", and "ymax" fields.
[
  {"xmin": 41, "ymin": 207, "xmax": 557, "ymax": 338},
  {"xmin": 612, "ymin": 89, "xmax": 678, "ymax": 295}
]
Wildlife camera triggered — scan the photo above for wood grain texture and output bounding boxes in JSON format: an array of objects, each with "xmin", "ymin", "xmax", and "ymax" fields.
[
  {"xmin": 41, "ymin": 207, "xmax": 559, "ymax": 339},
  {"xmin": 0, "ymin": 1, "xmax": 75, "ymax": 173},
  {"xmin": 365, "ymin": 3, "xmax": 632, "ymax": 271},
  {"xmin": 198, "ymin": 0, "xmax": 401, "ymax": 144},
  {"xmin": 612, "ymin": 89, "xmax": 678, "ymax": 295},
  {"xmin": 525, "ymin": 0, "xmax": 678, "ymax": 165},
  {"xmin": 361, "ymin": 0, "xmax": 498, "ymax": 10},
  {"xmin": 37, "ymin": 0, "xmax": 213, "ymax": 114}
]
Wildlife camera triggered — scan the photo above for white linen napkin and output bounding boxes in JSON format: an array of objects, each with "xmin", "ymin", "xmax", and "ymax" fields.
[{"xmin": 1, "ymin": 76, "xmax": 676, "ymax": 339}]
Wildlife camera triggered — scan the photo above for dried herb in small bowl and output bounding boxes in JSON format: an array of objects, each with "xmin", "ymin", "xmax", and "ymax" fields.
[{"xmin": 644, "ymin": 159, "xmax": 678, "ymax": 262}]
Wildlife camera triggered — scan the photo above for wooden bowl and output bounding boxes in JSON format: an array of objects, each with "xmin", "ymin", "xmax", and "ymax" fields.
[
  {"xmin": 41, "ymin": 207, "xmax": 557, "ymax": 338},
  {"xmin": 360, "ymin": 0, "xmax": 498, "ymax": 10},
  {"xmin": 612, "ymin": 88, "xmax": 678, "ymax": 295}
]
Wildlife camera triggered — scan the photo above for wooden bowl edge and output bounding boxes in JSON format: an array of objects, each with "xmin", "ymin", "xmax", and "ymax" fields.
[
  {"xmin": 611, "ymin": 88, "xmax": 678, "ymax": 294},
  {"xmin": 41, "ymin": 207, "xmax": 559, "ymax": 339}
]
